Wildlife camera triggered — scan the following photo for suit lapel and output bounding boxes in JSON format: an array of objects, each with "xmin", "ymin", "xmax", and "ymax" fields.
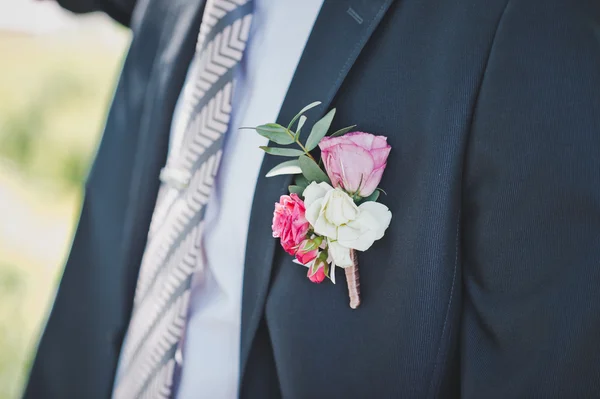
[{"xmin": 240, "ymin": 0, "xmax": 396, "ymax": 381}]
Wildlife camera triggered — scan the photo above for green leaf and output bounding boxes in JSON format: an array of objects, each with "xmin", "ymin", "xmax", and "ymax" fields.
[
  {"xmin": 323, "ymin": 262, "xmax": 331, "ymax": 279},
  {"xmin": 303, "ymin": 239, "xmax": 320, "ymax": 251},
  {"xmin": 294, "ymin": 174, "xmax": 310, "ymax": 189},
  {"xmin": 288, "ymin": 185, "xmax": 305, "ymax": 195},
  {"xmin": 298, "ymin": 155, "xmax": 330, "ymax": 184},
  {"xmin": 361, "ymin": 190, "xmax": 380, "ymax": 203},
  {"xmin": 305, "ymin": 108, "xmax": 336, "ymax": 151},
  {"xmin": 330, "ymin": 124, "xmax": 357, "ymax": 138},
  {"xmin": 294, "ymin": 115, "xmax": 307, "ymax": 140},
  {"xmin": 256, "ymin": 123, "xmax": 295, "ymax": 145},
  {"xmin": 287, "ymin": 101, "xmax": 322, "ymax": 130},
  {"xmin": 265, "ymin": 159, "xmax": 302, "ymax": 178},
  {"xmin": 313, "ymin": 236, "xmax": 324, "ymax": 247},
  {"xmin": 259, "ymin": 146, "xmax": 304, "ymax": 157}
]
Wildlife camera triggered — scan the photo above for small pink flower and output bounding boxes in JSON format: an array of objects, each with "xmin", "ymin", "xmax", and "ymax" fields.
[
  {"xmin": 295, "ymin": 237, "xmax": 322, "ymax": 265},
  {"xmin": 307, "ymin": 259, "xmax": 326, "ymax": 284},
  {"xmin": 272, "ymin": 194, "xmax": 310, "ymax": 255},
  {"xmin": 319, "ymin": 131, "xmax": 391, "ymax": 197}
]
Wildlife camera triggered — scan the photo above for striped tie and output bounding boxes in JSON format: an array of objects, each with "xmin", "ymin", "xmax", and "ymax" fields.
[{"xmin": 113, "ymin": 1, "xmax": 253, "ymax": 398}]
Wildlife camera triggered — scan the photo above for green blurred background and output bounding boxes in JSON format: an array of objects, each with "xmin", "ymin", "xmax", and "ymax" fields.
[{"xmin": 0, "ymin": 1, "xmax": 129, "ymax": 397}]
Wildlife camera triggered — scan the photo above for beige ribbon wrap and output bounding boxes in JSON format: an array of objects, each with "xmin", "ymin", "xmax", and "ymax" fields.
[{"xmin": 345, "ymin": 249, "xmax": 361, "ymax": 309}]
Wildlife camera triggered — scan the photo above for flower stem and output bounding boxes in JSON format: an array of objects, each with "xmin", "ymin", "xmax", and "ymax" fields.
[
  {"xmin": 286, "ymin": 129, "xmax": 316, "ymax": 162},
  {"xmin": 345, "ymin": 250, "xmax": 361, "ymax": 309},
  {"xmin": 296, "ymin": 141, "xmax": 317, "ymax": 162}
]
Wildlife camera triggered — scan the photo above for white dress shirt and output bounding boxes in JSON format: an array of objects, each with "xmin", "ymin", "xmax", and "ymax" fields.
[{"xmin": 174, "ymin": 1, "xmax": 324, "ymax": 398}]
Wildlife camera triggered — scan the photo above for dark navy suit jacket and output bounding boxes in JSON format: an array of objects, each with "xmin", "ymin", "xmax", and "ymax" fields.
[{"xmin": 24, "ymin": 0, "xmax": 600, "ymax": 398}]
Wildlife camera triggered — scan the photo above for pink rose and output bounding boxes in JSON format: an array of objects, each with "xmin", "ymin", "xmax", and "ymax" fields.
[
  {"xmin": 307, "ymin": 259, "xmax": 326, "ymax": 284},
  {"xmin": 295, "ymin": 237, "xmax": 322, "ymax": 265},
  {"xmin": 319, "ymin": 131, "xmax": 391, "ymax": 197},
  {"xmin": 272, "ymin": 194, "xmax": 310, "ymax": 255}
]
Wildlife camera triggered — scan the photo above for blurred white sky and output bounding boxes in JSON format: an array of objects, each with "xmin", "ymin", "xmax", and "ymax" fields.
[{"xmin": 0, "ymin": 0, "xmax": 124, "ymax": 37}]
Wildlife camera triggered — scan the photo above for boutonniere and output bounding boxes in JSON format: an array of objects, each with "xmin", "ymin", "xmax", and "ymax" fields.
[{"xmin": 246, "ymin": 102, "xmax": 392, "ymax": 309}]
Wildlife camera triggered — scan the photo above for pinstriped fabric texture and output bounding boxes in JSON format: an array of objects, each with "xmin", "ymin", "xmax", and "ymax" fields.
[{"xmin": 113, "ymin": 1, "xmax": 253, "ymax": 398}]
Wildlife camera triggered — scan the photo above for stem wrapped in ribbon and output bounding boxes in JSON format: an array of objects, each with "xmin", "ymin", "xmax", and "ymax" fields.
[{"xmin": 345, "ymin": 250, "xmax": 361, "ymax": 309}]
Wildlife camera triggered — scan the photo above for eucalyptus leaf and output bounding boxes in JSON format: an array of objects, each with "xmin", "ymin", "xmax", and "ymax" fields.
[
  {"xmin": 361, "ymin": 190, "xmax": 380, "ymax": 203},
  {"xmin": 294, "ymin": 115, "xmax": 308, "ymax": 140},
  {"xmin": 265, "ymin": 159, "xmax": 302, "ymax": 178},
  {"xmin": 288, "ymin": 185, "xmax": 305, "ymax": 195},
  {"xmin": 305, "ymin": 108, "xmax": 336, "ymax": 151},
  {"xmin": 330, "ymin": 124, "xmax": 357, "ymax": 138},
  {"xmin": 256, "ymin": 123, "xmax": 295, "ymax": 145},
  {"xmin": 287, "ymin": 101, "xmax": 321, "ymax": 130},
  {"xmin": 294, "ymin": 174, "xmax": 310, "ymax": 188},
  {"xmin": 298, "ymin": 155, "xmax": 330, "ymax": 184},
  {"xmin": 259, "ymin": 146, "xmax": 304, "ymax": 157}
]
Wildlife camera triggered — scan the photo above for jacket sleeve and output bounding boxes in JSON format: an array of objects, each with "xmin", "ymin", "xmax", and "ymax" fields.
[
  {"xmin": 56, "ymin": 0, "xmax": 137, "ymax": 27},
  {"xmin": 461, "ymin": 0, "xmax": 600, "ymax": 397}
]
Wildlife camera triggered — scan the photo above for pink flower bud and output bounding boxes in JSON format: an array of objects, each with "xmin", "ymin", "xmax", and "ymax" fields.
[
  {"xmin": 307, "ymin": 253, "xmax": 328, "ymax": 284},
  {"xmin": 308, "ymin": 261, "xmax": 326, "ymax": 284},
  {"xmin": 295, "ymin": 237, "xmax": 323, "ymax": 265}
]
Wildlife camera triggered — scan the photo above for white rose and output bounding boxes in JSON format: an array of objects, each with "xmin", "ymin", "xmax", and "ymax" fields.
[
  {"xmin": 327, "ymin": 239, "xmax": 354, "ymax": 267},
  {"xmin": 303, "ymin": 182, "xmax": 392, "ymax": 266}
]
